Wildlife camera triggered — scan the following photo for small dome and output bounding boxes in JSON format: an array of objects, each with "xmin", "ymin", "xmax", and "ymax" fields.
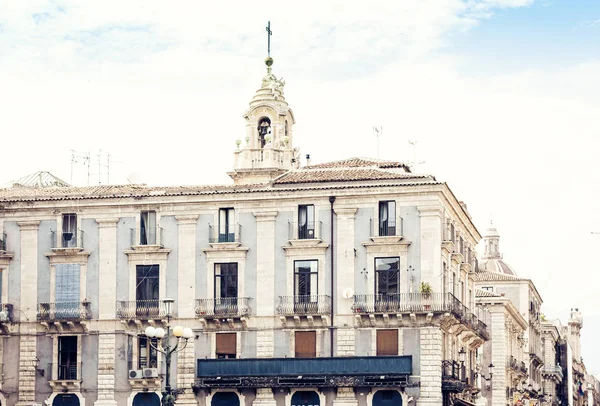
[{"xmin": 479, "ymin": 258, "xmax": 517, "ymax": 276}]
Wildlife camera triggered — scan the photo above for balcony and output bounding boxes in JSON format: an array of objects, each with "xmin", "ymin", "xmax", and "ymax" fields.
[
  {"xmin": 277, "ymin": 295, "xmax": 331, "ymax": 327},
  {"xmin": 194, "ymin": 355, "xmax": 414, "ymax": 389},
  {"xmin": 46, "ymin": 362, "xmax": 81, "ymax": 391},
  {"xmin": 116, "ymin": 300, "xmax": 168, "ymax": 325},
  {"xmin": 195, "ymin": 297, "xmax": 251, "ymax": 329},
  {"xmin": 37, "ymin": 302, "xmax": 91, "ymax": 332},
  {"xmin": 288, "ymin": 221, "xmax": 322, "ymax": 241},
  {"xmin": 130, "ymin": 227, "xmax": 163, "ymax": 248},
  {"xmin": 51, "ymin": 230, "xmax": 84, "ymax": 251},
  {"xmin": 530, "ymin": 352, "xmax": 544, "ymax": 367},
  {"xmin": 442, "ymin": 360, "xmax": 466, "ymax": 392},
  {"xmin": 369, "ymin": 217, "xmax": 404, "ymax": 241},
  {"xmin": 208, "ymin": 224, "xmax": 242, "ymax": 248},
  {"xmin": 0, "ymin": 304, "xmax": 13, "ymax": 333},
  {"xmin": 542, "ymin": 365, "xmax": 564, "ymax": 382},
  {"xmin": 0, "ymin": 233, "xmax": 6, "ymax": 252}
]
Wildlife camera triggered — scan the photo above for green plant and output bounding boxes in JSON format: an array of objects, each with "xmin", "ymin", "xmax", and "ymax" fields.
[{"xmin": 420, "ymin": 282, "xmax": 432, "ymax": 295}]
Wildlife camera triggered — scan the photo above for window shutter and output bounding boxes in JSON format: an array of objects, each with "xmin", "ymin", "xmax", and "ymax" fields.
[
  {"xmin": 216, "ymin": 333, "xmax": 236, "ymax": 356},
  {"xmin": 377, "ymin": 329, "xmax": 398, "ymax": 356},
  {"xmin": 295, "ymin": 331, "xmax": 316, "ymax": 358},
  {"xmin": 55, "ymin": 264, "xmax": 80, "ymax": 302}
]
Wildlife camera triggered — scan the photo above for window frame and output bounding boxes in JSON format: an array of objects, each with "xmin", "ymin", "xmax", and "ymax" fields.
[
  {"xmin": 58, "ymin": 335, "xmax": 78, "ymax": 380},
  {"xmin": 297, "ymin": 204, "xmax": 315, "ymax": 239},
  {"xmin": 374, "ymin": 257, "xmax": 400, "ymax": 296},
  {"xmin": 214, "ymin": 263, "xmax": 239, "ymax": 299},
  {"xmin": 140, "ymin": 210, "xmax": 157, "ymax": 245},
  {"xmin": 218, "ymin": 208, "xmax": 235, "ymax": 243},
  {"xmin": 378, "ymin": 201, "xmax": 397, "ymax": 236}
]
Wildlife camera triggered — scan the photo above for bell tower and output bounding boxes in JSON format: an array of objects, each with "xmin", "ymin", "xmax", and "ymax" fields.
[{"xmin": 229, "ymin": 23, "xmax": 299, "ymax": 185}]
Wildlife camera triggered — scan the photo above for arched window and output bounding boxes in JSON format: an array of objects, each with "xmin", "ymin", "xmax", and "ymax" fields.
[{"xmin": 258, "ymin": 117, "xmax": 271, "ymax": 148}]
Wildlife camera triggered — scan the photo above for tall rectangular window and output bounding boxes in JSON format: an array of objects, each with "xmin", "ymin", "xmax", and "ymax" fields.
[
  {"xmin": 58, "ymin": 336, "xmax": 78, "ymax": 380},
  {"xmin": 219, "ymin": 208, "xmax": 235, "ymax": 242},
  {"xmin": 138, "ymin": 337, "xmax": 158, "ymax": 368},
  {"xmin": 294, "ymin": 260, "xmax": 318, "ymax": 313},
  {"xmin": 215, "ymin": 263, "xmax": 238, "ymax": 315},
  {"xmin": 375, "ymin": 257, "xmax": 400, "ymax": 295},
  {"xmin": 378, "ymin": 201, "xmax": 396, "ymax": 236},
  {"xmin": 376, "ymin": 329, "xmax": 399, "ymax": 356},
  {"xmin": 216, "ymin": 333, "xmax": 237, "ymax": 359},
  {"xmin": 62, "ymin": 213, "xmax": 77, "ymax": 248},
  {"xmin": 55, "ymin": 264, "xmax": 80, "ymax": 318},
  {"xmin": 136, "ymin": 265, "xmax": 159, "ymax": 317},
  {"xmin": 140, "ymin": 211, "xmax": 157, "ymax": 245},
  {"xmin": 295, "ymin": 331, "xmax": 316, "ymax": 358},
  {"xmin": 298, "ymin": 205, "xmax": 315, "ymax": 239}
]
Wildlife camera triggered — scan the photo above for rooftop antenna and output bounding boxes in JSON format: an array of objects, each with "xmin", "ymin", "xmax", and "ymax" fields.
[
  {"xmin": 70, "ymin": 150, "xmax": 90, "ymax": 185},
  {"xmin": 373, "ymin": 126, "xmax": 382, "ymax": 159},
  {"xmin": 408, "ymin": 139, "xmax": 426, "ymax": 171}
]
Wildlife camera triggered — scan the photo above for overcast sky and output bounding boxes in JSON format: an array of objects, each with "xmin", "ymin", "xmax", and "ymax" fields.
[{"xmin": 1, "ymin": 0, "xmax": 599, "ymax": 374}]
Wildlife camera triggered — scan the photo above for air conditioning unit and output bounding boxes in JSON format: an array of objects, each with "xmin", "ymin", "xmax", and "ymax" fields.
[
  {"xmin": 143, "ymin": 368, "xmax": 159, "ymax": 378},
  {"xmin": 129, "ymin": 369, "xmax": 143, "ymax": 379}
]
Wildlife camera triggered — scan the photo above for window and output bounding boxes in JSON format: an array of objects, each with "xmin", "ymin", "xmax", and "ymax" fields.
[
  {"xmin": 459, "ymin": 280, "xmax": 465, "ymax": 302},
  {"xmin": 480, "ymin": 286, "xmax": 494, "ymax": 292},
  {"xmin": 377, "ymin": 329, "xmax": 398, "ymax": 356},
  {"xmin": 55, "ymin": 264, "xmax": 81, "ymax": 318},
  {"xmin": 218, "ymin": 208, "xmax": 235, "ymax": 243},
  {"xmin": 62, "ymin": 213, "xmax": 77, "ymax": 248},
  {"xmin": 216, "ymin": 333, "xmax": 236, "ymax": 359},
  {"xmin": 294, "ymin": 260, "xmax": 318, "ymax": 313},
  {"xmin": 295, "ymin": 331, "xmax": 316, "ymax": 358},
  {"xmin": 298, "ymin": 205, "xmax": 315, "ymax": 239},
  {"xmin": 138, "ymin": 337, "xmax": 158, "ymax": 368},
  {"xmin": 378, "ymin": 201, "xmax": 396, "ymax": 236},
  {"xmin": 375, "ymin": 257, "xmax": 400, "ymax": 295},
  {"xmin": 450, "ymin": 222, "xmax": 455, "ymax": 243},
  {"xmin": 258, "ymin": 117, "xmax": 271, "ymax": 148},
  {"xmin": 140, "ymin": 211, "xmax": 156, "ymax": 245},
  {"xmin": 58, "ymin": 336, "xmax": 77, "ymax": 380},
  {"xmin": 136, "ymin": 265, "xmax": 159, "ymax": 317},
  {"xmin": 452, "ymin": 272, "xmax": 456, "ymax": 296},
  {"xmin": 215, "ymin": 263, "xmax": 238, "ymax": 315}
]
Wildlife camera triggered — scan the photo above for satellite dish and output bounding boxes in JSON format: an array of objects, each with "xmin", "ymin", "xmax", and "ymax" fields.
[{"xmin": 343, "ymin": 288, "xmax": 354, "ymax": 299}]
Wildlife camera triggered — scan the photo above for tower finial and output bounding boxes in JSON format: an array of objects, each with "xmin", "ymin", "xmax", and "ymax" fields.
[{"xmin": 265, "ymin": 21, "xmax": 274, "ymax": 72}]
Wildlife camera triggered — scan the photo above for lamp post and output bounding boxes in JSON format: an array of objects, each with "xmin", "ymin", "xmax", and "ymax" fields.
[{"xmin": 144, "ymin": 298, "xmax": 194, "ymax": 406}]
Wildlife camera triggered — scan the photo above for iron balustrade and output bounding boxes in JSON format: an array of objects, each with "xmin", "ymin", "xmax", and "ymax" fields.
[
  {"xmin": 209, "ymin": 224, "xmax": 241, "ymax": 243},
  {"xmin": 277, "ymin": 295, "xmax": 331, "ymax": 315},
  {"xmin": 37, "ymin": 301, "xmax": 91, "ymax": 321},
  {"xmin": 288, "ymin": 221, "xmax": 322, "ymax": 240},
  {"xmin": 352, "ymin": 293, "xmax": 488, "ymax": 338},
  {"xmin": 0, "ymin": 233, "xmax": 6, "ymax": 251},
  {"xmin": 195, "ymin": 297, "xmax": 251, "ymax": 318},
  {"xmin": 442, "ymin": 360, "xmax": 463, "ymax": 380},
  {"xmin": 0, "ymin": 304, "xmax": 13, "ymax": 322},
  {"xmin": 116, "ymin": 300, "xmax": 167, "ymax": 320},
  {"xmin": 370, "ymin": 217, "xmax": 404, "ymax": 237},
  {"xmin": 130, "ymin": 226, "xmax": 163, "ymax": 246},
  {"xmin": 51, "ymin": 229, "xmax": 84, "ymax": 249},
  {"xmin": 47, "ymin": 362, "xmax": 79, "ymax": 380}
]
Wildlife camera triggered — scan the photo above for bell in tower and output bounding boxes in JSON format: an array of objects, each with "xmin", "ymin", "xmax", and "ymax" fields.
[{"xmin": 228, "ymin": 22, "xmax": 300, "ymax": 185}]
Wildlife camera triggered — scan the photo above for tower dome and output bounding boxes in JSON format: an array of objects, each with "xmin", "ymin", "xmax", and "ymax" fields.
[{"xmin": 478, "ymin": 221, "xmax": 517, "ymax": 276}]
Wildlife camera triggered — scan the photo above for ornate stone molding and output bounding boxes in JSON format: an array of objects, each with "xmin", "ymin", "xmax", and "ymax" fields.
[
  {"xmin": 95, "ymin": 218, "xmax": 120, "ymax": 228},
  {"xmin": 176, "ymin": 215, "xmax": 200, "ymax": 225},
  {"xmin": 17, "ymin": 220, "xmax": 40, "ymax": 231},
  {"xmin": 253, "ymin": 211, "xmax": 279, "ymax": 221},
  {"xmin": 334, "ymin": 207, "xmax": 358, "ymax": 219}
]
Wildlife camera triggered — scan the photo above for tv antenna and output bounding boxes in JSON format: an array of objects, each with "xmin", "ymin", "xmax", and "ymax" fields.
[
  {"xmin": 70, "ymin": 149, "xmax": 121, "ymax": 185},
  {"xmin": 407, "ymin": 139, "xmax": 426, "ymax": 171},
  {"xmin": 373, "ymin": 126, "xmax": 382, "ymax": 159}
]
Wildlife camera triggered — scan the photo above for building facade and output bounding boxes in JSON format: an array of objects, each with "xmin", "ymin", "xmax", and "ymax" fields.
[{"xmin": 0, "ymin": 58, "xmax": 489, "ymax": 406}]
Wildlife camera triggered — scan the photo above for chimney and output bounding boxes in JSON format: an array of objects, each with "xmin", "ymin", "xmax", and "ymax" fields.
[{"xmin": 306, "ymin": 154, "xmax": 311, "ymax": 166}]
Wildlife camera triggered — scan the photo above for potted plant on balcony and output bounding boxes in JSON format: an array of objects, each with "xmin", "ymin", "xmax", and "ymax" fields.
[{"xmin": 420, "ymin": 282, "xmax": 433, "ymax": 310}]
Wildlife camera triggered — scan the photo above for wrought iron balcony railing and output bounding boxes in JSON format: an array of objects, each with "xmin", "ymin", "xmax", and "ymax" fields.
[
  {"xmin": 288, "ymin": 221, "xmax": 322, "ymax": 240},
  {"xmin": 116, "ymin": 300, "xmax": 167, "ymax": 320},
  {"xmin": 277, "ymin": 295, "xmax": 331, "ymax": 316},
  {"xmin": 195, "ymin": 297, "xmax": 251, "ymax": 318},
  {"xmin": 0, "ymin": 303, "xmax": 13, "ymax": 322},
  {"xmin": 352, "ymin": 293, "xmax": 488, "ymax": 338},
  {"xmin": 370, "ymin": 217, "xmax": 404, "ymax": 238},
  {"xmin": 130, "ymin": 227, "xmax": 163, "ymax": 246},
  {"xmin": 37, "ymin": 302, "xmax": 92, "ymax": 321},
  {"xmin": 542, "ymin": 365, "xmax": 564, "ymax": 380},
  {"xmin": 0, "ymin": 233, "xmax": 6, "ymax": 251},
  {"xmin": 47, "ymin": 362, "xmax": 79, "ymax": 381},
  {"xmin": 209, "ymin": 224, "xmax": 241, "ymax": 244},
  {"xmin": 51, "ymin": 230, "xmax": 84, "ymax": 249}
]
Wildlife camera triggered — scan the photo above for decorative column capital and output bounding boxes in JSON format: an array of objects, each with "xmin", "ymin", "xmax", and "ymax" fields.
[
  {"xmin": 96, "ymin": 218, "xmax": 120, "ymax": 228},
  {"xmin": 253, "ymin": 211, "xmax": 278, "ymax": 222},
  {"xmin": 176, "ymin": 215, "xmax": 199, "ymax": 225},
  {"xmin": 334, "ymin": 207, "xmax": 358, "ymax": 219},
  {"xmin": 17, "ymin": 221, "xmax": 40, "ymax": 231}
]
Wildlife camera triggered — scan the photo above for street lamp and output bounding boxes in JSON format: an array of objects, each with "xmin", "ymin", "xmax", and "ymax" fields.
[{"xmin": 144, "ymin": 298, "xmax": 194, "ymax": 406}]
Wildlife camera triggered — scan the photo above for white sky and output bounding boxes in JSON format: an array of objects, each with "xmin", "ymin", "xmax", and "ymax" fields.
[{"xmin": 1, "ymin": 0, "xmax": 599, "ymax": 373}]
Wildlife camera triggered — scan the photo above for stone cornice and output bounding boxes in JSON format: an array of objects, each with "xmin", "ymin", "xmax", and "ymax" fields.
[
  {"xmin": 124, "ymin": 247, "xmax": 171, "ymax": 261},
  {"xmin": 176, "ymin": 215, "xmax": 200, "ymax": 224},
  {"xmin": 45, "ymin": 250, "xmax": 91, "ymax": 264},
  {"xmin": 253, "ymin": 211, "xmax": 278, "ymax": 221},
  {"xmin": 96, "ymin": 218, "xmax": 120, "ymax": 227},
  {"xmin": 333, "ymin": 207, "xmax": 358, "ymax": 219},
  {"xmin": 17, "ymin": 220, "xmax": 40, "ymax": 231}
]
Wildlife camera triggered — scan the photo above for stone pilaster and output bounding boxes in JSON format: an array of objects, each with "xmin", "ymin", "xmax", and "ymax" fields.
[
  {"xmin": 97, "ymin": 218, "xmax": 119, "ymax": 319},
  {"xmin": 252, "ymin": 388, "xmax": 276, "ymax": 406},
  {"xmin": 418, "ymin": 327, "xmax": 442, "ymax": 405},
  {"xmin": 18, "ymin": 221, "xmax": 40, "ymax": 323},
  {"xmin": 418, "ymin": 208, "xmax": 443, "ymax": 293},
  {"xmin": 336, "ymin": 328, "xmax": 355, "ymax": 356},
  {"xmin": 333, "ymin": 207, "xmax": 357, "ymax": 325},
  {"xmin": 257, "ymin": 330, "xmax": 274, "ymax": 358},
  {"xmin": 176, "ymin": 339, "xmax": 196, "ymax": 405},
  {"xmin": 333, "ymin": 387, "xmax": 358, "ymax": 406},
  {"xmin": 16, "ymin": 331, "xmax": 36, "ymax": 406},
  {"xmin": 176, "ymin": 215, "xmax": 199, "ymax": 318},
  {"xmin": 490, "ymin": 312, "xmax": 506, "ymax": 406},
  {"xmin": 253, "ymin": 211, "xmax": 278, "ymax": 319},
  {"xmin": 95, "ymin": 334, "xmax": 118, "ymax": 406}
]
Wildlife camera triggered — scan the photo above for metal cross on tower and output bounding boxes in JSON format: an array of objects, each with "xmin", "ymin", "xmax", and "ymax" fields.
[{"xmin": 266, "ymin": 21, "xmax": 272, "ymax": 57}]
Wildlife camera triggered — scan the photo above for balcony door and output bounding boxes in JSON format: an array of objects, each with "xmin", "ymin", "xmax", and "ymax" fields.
[
  {"xmin": 295, "ymin": 331, "xmax": 316, "ymax": 358},
  {"xmin": 55, "ymin": 264, "xmax": 80, "ymax": 319},
  {"xmin": 136, "ymin": 265, "xmax": 159, "ymax": 317},
  {"xmin": 215, "ymin": 263, "xmax": 238, "ymax": 315},
  {"xmin": 294, "ymin": 260, "xmax": 318, "ymax": 313},
  {"xmin": 298, "ymin": 205, "xmax": 315, "ymax": 239},
  {"xmin": 375, "ymin": 257, "xmax": 400, "ymax": 312},
  {"xmin": 62, "ymin": 213, "xmax": 77, "ymax": 248},
  {"xmin": 378, "ymin": 201, "xmax": 396, "ymax": 236},
  {"xmin": 219, "ymin": 208, "xmax": 235, "ymax": 242},
  {"xmin": 58, "ymin": 336, "xmax": 77, "ymax": 380},
  {"xmin": 140, "ymin": 211, "xmax": 156, "ymax": 245}
]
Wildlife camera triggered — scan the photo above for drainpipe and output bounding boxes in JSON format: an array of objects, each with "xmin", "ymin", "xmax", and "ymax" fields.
[{"xmin": 329, "ymin": 196, "xmax": 336, "ymax": 357}]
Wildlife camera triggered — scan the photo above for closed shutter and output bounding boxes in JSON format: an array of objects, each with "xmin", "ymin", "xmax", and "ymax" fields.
[
  {"xmin": 56, "ymin": 264, "xmax": 80, "ymax": 302},
  {"xmin": 377, "ymin": 329, "xmax": 398, "ymax": 356},
  {"xmin": 216, "ymin": 333, "xmax": 236, "ymax": 357},
  {"xmin": 295, "ymin": 331, "xmax": 316, "ymax": 358}
]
